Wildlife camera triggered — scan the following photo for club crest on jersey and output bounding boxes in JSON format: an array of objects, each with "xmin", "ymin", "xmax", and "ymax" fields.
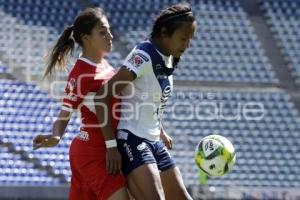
[
  {"xmin": 64, "ymin": 93, "xmax": 77, "ymax": 102},
  {"xmin": 76, "ymin": 130, "xmax": 89, "ymax": 141},
  {"xmin": 128, "ymin": 53, "xmax": 149, "ymax": 68},
  {"xmin": 67, "ymin": 78, "xmax": 77, "ymax": 93}
]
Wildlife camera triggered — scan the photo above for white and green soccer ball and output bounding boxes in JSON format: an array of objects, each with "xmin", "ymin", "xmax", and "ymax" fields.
[{"xmin": 195, "ymin": 135, "xmax": 236, "ymax": 177}]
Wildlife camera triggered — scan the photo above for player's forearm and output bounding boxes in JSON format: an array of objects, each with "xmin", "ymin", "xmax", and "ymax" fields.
[
  {"xmin": 52, "ymin": 109, "xmax": 71, "ymax": 138},
  {"xmin": 52, "ymin": 118, "xmax": 69, "ymax": 138}
]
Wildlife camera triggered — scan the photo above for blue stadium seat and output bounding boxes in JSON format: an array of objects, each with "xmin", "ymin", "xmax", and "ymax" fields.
[
  {"xmin": 88, "ymin": 0, "xmax": 279, "ymax": 83},
  {"xmin": 0, "ymin": 145, "xmax": 61, "ymax": 186},
  {"xmin": 261, "ymin": 0, "xmax": 300, "ymax": 84},
  {"xmin": 163, "ymin": 89, "xmax": 300, "ymax": 187}
]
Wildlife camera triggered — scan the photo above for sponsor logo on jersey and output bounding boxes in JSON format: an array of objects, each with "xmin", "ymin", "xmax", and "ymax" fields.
[
  {"xmin": 128, "ymin": 53, "xmax": 149, "ymax": 68},
  {"xmin": 155, "ymin": 85, "xmax": 172, "ymax": 117},
  {"xmin": 124, "ymin": 142, "xmax": 134, "ymax": 161},
  {"xmin": 67, "ymin": 78, "xmax": 76, "ymax": 93}
]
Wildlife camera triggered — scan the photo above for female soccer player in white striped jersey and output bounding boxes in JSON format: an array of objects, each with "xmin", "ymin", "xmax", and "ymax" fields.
[{"xmin": 95, "ymin": 3, "xmax": 196, "ymax": 200}]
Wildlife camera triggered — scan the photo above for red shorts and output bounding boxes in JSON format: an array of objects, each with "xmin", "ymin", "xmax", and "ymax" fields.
[{"xmin": 68, "ymin": 138, "xmax": 126, "ymax": 200}]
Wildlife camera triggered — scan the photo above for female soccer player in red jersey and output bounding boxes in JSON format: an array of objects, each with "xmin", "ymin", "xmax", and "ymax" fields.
[
  {"xmin": 95, "ymin": 3, "xmax": 196, "ymax": 200},
  {"xmin": 32, "ymin": 7, "xmax": 129, "ymax": 200}
]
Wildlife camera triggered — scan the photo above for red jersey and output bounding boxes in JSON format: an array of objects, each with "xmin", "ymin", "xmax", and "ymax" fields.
[
  {"xmin": 65, "ymin": 58, "xmax": 126, "ymax": 199},
  {"xmin": 62, "ymin": 57, "xmax": 119, "ymax": 149}
]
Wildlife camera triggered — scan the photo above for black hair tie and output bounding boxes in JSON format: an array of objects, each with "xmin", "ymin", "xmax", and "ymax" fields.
[{"xmin": 160, "ymin": 11, "xmax": 193, "ymax": 24}]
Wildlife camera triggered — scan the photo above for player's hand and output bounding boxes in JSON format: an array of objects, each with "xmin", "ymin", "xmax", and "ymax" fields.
[
  {"xmin": 106, "ymin": 147, "xmax": 122, "ymax": 175},
  {"xmin": 160, "ymin": 131, "xmax": 173, "ymax": 150},
  {"xmin": 33, "ymin": 135, "xmax": 61, "ymax": 150}
]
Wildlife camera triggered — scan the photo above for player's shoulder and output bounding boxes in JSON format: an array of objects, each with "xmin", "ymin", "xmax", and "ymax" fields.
[
  {"xmin": 127, "ymin": 41, "xmax": 154, "ymax": 65},
  {"xmin": 125, "ymin": 51, "xmax": 150, "ymax": 72},
  {"xmin": 67, "ymin": 58, "xmax": 93, "ymax": 80},
  {"xmin": 134, "ymin": 41, "xmax": 155, "ymax": 58},
  {"xmin": 71, "ymin": 59, "xmax": 87, "ymax": 71},
  {"xmin": 75, "ymin": 58, "xmax": 98, "ymax": 70}
]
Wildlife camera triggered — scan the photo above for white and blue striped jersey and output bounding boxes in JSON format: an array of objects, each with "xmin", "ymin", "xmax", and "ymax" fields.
[{"xmin": 117, "ymin": 40, "xmax": 174, "ymax": 141}]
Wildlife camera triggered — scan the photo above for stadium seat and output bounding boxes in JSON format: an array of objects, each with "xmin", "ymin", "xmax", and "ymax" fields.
[
  {"xmin": 163, "ymin": 89, "xmax": 300, "ymax": 187},
  {"xmin": 88, "ymin": 0, "xmax": 279, "ymax": 83},
  {"xmin": 0, "ymin": 144, "xmax": 61, "ymax": 186},
  {"xmin": 261, "ymin": 0, "xmax": 300, "ymax": 84}
]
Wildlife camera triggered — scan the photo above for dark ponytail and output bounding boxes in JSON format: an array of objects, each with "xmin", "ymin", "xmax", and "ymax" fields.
[
  {"xmin": 44, "ymin": 26, "xmax": 75, "ymax": 78},
  {"xmin": 43, "ymin": 7, "xmax": 107, "ymax": 78}
]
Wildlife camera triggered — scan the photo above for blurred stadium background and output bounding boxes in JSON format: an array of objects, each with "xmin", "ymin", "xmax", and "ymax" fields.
[{"xmin": 1, "ymin": 0, "xmax": 300, "ymax": 199}]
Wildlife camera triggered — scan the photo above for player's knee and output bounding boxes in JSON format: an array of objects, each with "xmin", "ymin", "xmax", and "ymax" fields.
[
  {"xmin": 142, "ymin": 180, "xmax": 165, "ymax": 200},
  {"xmin": 107, "ymin": 187, "xmax": 130, "ymax": 200},
  {"xmin": 166, "ymin": 186, "xmax": 193, "ymax": 200},
  {"xmin": 146, "ymin": 184, "xmax": 165, "ymax": 200},
  {"xmin": 146, "ymin": 191, "xmax": 165, "ymax": 200}
]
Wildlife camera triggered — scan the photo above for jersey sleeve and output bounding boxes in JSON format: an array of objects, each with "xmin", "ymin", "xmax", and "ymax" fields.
[
  {"xmin": 122, "ymin": 48, "xmax": 152, "ymax": 78},
  {"xmin": 62, "ymin": 67, "xmax": 88, "ymax": 112}
]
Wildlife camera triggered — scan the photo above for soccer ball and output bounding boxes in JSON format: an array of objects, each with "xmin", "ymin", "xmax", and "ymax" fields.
[{"xmin": 195, "ymin": 135, "xmax": 236, "ymax": 177}]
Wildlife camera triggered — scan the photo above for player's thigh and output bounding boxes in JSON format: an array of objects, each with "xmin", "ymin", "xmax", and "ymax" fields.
[
  {"xmin": 107, "ymin": 187, "xmax": 130, "ymax": 200},
  {"xmin": 127, "ymin": 163, "xmax": 165, "ymax": 200},
  {"xmin": 69, "ymin": 178, "xmax": 98, "ymax": 200},
  {"xmin": 127, "ymin": 177, "xmax": 144, "ymax": 200},
  {"xmin": 160, "ymin": 166, "xmax": 192, "ymax": 200}
]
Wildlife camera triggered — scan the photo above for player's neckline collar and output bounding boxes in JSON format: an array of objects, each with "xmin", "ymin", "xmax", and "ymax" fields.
[
  {"xmin": 148, "ymin": 40, "xmax": 171, "ymax": 59},
  {"xmin": 78, "ymin": 57, "xmax": 103, "ymax": 68},
  {"xmin": 148, "ymin": 40, "xmax": 173, "ymax": 69}
]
